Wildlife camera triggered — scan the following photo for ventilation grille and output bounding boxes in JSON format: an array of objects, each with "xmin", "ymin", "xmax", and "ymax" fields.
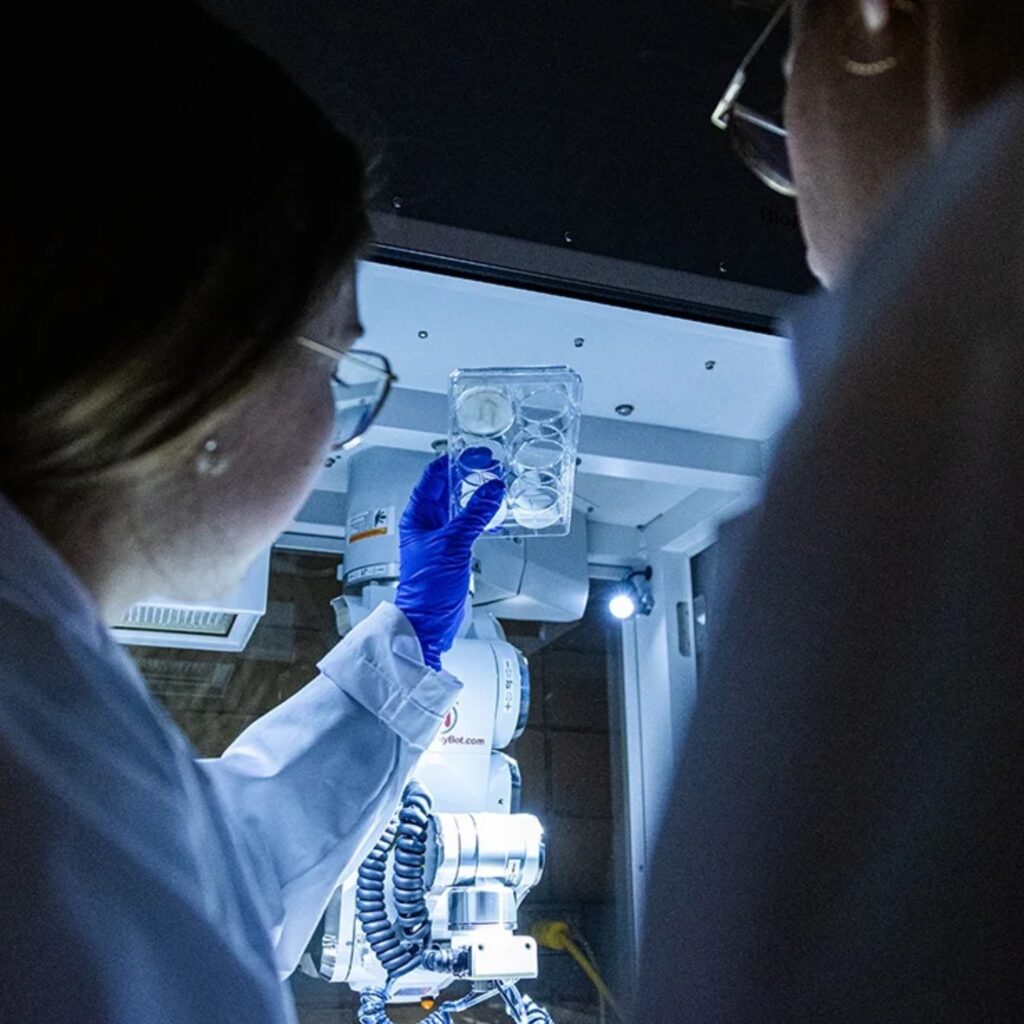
[{"xmin": 116, "ymin": 605, "xmax": 237, "ymax": 638}]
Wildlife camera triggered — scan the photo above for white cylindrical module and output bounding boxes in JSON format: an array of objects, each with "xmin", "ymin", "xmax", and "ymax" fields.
[
  {"xmin": 438, "ymin": 639, "xmax": 530, "ymax": 753},
  {"xmin": 415, "ymin": 749, "xmax": 518, "ymax": 815},
  {"xmin": 426, "ymin": 812, "xmax": 546, "ymax": 893},
  {"xmin": 341, "ymin": 448, "xmax": 429, "ymax": 589},
  {"xmin": 414, "ymin": 639, "xmax": 530, "ymax": 814},
  {"xmin": 448, "ymin": 885, "xmax": 518, "ymax": 933}
]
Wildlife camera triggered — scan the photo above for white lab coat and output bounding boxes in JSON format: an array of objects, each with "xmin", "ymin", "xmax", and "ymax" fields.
[{"xmin": 0, "ymin": 492, "xmax": 461, "ymax": 1024}]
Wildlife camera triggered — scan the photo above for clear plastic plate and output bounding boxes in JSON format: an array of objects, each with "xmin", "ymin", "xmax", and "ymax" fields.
[{"xmin": 448, "ymin": 365, "xmax": 583, "ymax": 538}]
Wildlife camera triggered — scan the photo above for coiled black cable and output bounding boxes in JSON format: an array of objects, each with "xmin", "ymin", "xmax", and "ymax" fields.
[
  {"xmin": 393, "ymin": 783, "xmax": 433, "ymax": 953},
  {"xmin": 356, "ymin": 785, "xmax": 435, "ymax": 1024},
  {"xmin": 355, "ymin": 818, "xmax": 419, "ymax": 977}
]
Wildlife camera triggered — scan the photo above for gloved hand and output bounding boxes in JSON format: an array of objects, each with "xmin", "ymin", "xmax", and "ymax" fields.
[{"xmin": 395, "ymin": 454, "xmax": 506, "ymax": 671}]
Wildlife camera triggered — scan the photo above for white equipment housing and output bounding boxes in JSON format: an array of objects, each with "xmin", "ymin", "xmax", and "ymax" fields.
[{"xmin": 109, "ymin": 551, "xmax": 270, "ymax": 652}]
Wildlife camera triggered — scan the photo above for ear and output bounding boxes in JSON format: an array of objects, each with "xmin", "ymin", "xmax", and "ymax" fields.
[{"xmin": 857, "ymin": 0, "xmax": 894, "ymax": 33}]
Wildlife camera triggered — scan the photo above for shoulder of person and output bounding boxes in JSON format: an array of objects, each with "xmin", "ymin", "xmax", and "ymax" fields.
[
  {"xmin": 0, "ymin": 590, "xmax": 188, "ymax": 806},
  {"xmin": 0, "ymin": 593, "xmax": 138, "ymax": 709}
]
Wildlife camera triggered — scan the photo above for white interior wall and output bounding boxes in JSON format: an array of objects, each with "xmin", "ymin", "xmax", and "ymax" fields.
[{"xmin": 300, "ymin": 260, "xmax": 798, "ymax": 554}]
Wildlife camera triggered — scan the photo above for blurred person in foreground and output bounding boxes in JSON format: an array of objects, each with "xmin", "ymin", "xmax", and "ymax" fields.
[{"xmin": 641, "ymin": 1, "xmax": 1024, "ymax": 1020}]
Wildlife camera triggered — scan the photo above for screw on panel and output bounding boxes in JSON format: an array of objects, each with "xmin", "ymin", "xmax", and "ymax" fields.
[
  {"xmin": 615, "ymin": 403, "xmax": 635, "ymax": 417},
  {"xmin": 705, "ymin": 360, "xmax": 717, "ymax": 370},
  {"xmin": 392, "ymin": 196, "xmax": 404, "ymax": 209},
  {"xmin": 573, "ymin": 337, "xmax": 585, "ymax": 348},
  {"xmin": 563, "ymin": 230, "xmax": 574, "ymax": 244},
  {"xmin": 717, "ymin": 261, "xmax": 728, "ymax": 274},
  {"xmin": 418, "ymin": 330, "xmax": 429, "ymax": 339}
]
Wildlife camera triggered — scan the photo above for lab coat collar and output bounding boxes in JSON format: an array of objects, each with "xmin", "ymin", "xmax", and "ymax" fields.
[{"xmin": 0, "ymin": 490, "xmax": 110, "ymax": 653}]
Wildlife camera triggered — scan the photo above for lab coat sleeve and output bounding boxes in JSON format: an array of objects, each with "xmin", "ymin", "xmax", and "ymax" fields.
[{"xmin": 197, "ymin": 602, "xmax": 461, "ymax": 977}]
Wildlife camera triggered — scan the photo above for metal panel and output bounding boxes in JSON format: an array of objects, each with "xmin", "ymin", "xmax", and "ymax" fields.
[
  {"xmin": 616, "ymin": 522, "xmax": 723, "ymax": 960},
  {"xmin": 370, "ymin": 215, "xmax": 798, "ymax": 329}
]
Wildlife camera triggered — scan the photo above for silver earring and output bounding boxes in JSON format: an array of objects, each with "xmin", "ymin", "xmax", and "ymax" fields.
[
  {"xmin": 196, "ymin": 437, "xmax": 229, "ymax": 477},
  {"xmin": 842, "ymin": 0, "xmax": 918, "ymax": 77}
]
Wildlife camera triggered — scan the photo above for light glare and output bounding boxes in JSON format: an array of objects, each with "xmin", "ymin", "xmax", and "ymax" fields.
[{"xmin": 609, "ymin": 592, "xmax": 637, "ymax": 620}]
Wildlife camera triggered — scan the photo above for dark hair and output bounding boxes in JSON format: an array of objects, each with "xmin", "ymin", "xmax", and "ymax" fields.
[{"xmin": 0, "ymin": 1, "xmax": 367, "ymax": 493}]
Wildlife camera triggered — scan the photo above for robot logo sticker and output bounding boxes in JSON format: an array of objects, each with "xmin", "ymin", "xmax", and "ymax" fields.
[
  {"xmin": 442, "ymin": 706, "xmax": 459, "ymax": 734},
  {"xmin": 347, "ymin": 506, "xmax": 395, "ymax": 545},
  {"xmin": 439, "ymin": 704, "xmax": 486, "ymax": 746}
]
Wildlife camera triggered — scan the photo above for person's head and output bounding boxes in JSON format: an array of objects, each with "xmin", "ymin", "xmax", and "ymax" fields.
[
  {"xmin": 740, "ymin": 0, "xmax": 1024, "ymax": 286},
  {"xmin": 0, "ymin": 2, "xmax": 369, "ymax": 613}
]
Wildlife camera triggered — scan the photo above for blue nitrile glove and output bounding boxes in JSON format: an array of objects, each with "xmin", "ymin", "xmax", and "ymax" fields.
[{"xmin": 395, "ymin": 454, "xmax": 506, "ymax": 671}]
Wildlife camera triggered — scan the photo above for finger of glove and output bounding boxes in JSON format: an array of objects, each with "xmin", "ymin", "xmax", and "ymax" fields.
[
  {"xmin": 452, "ymin": 479, "xmax": 506, "ymax": 538},
  {"xmin": 458, "ymin": 446, "xmax": 503, "ymax": 472},
  {"xmin": 402, "ymin": 456, "xmax": 451, "ymax": 532}
]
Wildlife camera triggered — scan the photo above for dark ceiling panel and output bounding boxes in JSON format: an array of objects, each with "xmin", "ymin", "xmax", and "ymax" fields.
[{"xmin": 206, "ymin": 0, "xmax": 813, "ymax": 299}]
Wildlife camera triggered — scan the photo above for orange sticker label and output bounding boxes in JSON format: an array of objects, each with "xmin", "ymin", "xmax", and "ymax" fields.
[
  {"xmin": 347, "ymin": 506, "xmax": 394, "ymax": 544},
  {"xmin": 348, "ymin": 526, "xmax": 389, "ymax": 544}
]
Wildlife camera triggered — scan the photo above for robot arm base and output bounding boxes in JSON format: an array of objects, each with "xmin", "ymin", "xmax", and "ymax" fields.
[{"xmin": 454, "ymin": 933, "xmax": 538, "ymax": 982}]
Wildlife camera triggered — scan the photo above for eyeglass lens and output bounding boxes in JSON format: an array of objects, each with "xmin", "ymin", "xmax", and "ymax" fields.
[
  {"xmin": 330, "ymin": 353, "xmax": 391, "ymax": 449},
  {"xmin": 729, "ymin": 109, "xmax": 795, "ymax": 197},
  {"xmin": 727, "ymin": 2, "xmax": 795, "ymax": 196}
]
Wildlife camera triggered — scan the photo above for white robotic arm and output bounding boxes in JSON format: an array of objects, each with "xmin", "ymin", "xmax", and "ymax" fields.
[
  {"xmin": 310, "ymin": 446, "xmax": 586, "ymax": 1022},
  {"xmin": 316, "ymin": 634, "xmax": 551, "ymax": 1023}
]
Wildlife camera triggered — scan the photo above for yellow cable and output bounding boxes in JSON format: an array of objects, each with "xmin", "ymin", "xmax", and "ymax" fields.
[
  {"xmin": 563, "ymin": 938, "xmax": 624, "ymax": 1021},
  {"xmin": 531, "ymin": 921, "xmax": 625, "ymax": 1022}
]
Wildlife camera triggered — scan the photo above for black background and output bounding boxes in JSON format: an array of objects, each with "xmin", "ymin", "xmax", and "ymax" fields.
[{"xmin": 207, "ymin": 0, "xmax": 812, "ymax": 298}]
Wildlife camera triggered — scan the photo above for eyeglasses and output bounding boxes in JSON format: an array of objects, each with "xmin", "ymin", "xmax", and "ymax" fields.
[
  {"xmin": 297, "ymin": 336, "xmax": 397, "ymax": 453},
  {"xmin": 711, "ymin": 0, "xmax": 795, "ymax": 198}
]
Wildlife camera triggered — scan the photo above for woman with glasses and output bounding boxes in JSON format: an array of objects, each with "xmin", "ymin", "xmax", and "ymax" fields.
[
  {"xmin": 0, "ymin": 4, "xmax": 502, "ymax": 1022},
  {"xmin": 642, "ymin": 1, "xmax": 1024, "ymax": 1020}
]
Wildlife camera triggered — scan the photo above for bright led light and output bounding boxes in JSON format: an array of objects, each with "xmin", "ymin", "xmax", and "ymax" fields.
[
  {"xmin": 342, "ymin": 435, "xmax": 364, "ymax": 451},
  {"xmin": 609, "ymin": 592, "xmax": 637, "ymax": 621}
]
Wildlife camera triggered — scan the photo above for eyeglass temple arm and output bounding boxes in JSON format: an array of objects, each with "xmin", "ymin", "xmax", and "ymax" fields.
[
  {"xmin": 298, "ymin": 335, "xmax": 397, "ymax": 380},
  {"xmin": 712, "ymin": 71, "xmax": 746, "ymax": 130},
  {"xmin": 297, "ymin": 335, "xmax": 343, "ymax": 360},
  {"xmin": 711, "ymin": 0, "xmax": 792, "ymax": 130}
]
